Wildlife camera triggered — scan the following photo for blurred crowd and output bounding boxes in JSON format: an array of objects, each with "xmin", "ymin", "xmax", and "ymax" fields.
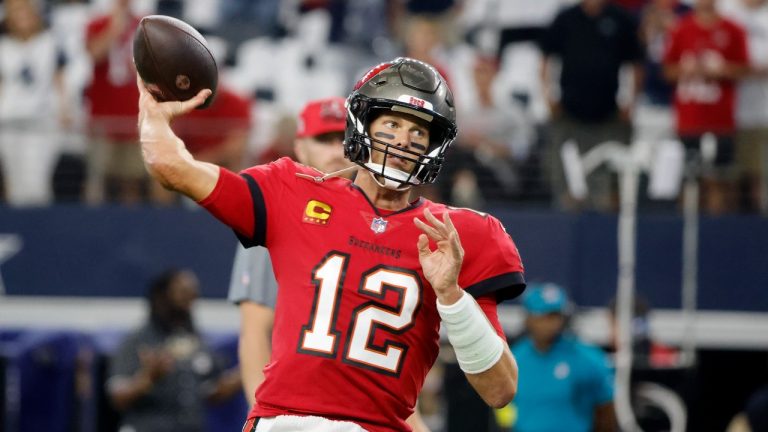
[{"xmin": 1, "ymin": 0, "xmax": 767, "ymax": 214}]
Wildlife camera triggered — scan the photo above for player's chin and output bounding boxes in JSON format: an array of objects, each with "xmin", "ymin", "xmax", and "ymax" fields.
[{"xmin": 387, "ymin": 159, "xmax": 412, "ymax": 172}]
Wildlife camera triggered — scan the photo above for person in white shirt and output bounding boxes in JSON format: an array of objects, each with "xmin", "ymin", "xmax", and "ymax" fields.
[{"xmin": 0, "ymin": 0, "xmax": 69, "ymax": 206}]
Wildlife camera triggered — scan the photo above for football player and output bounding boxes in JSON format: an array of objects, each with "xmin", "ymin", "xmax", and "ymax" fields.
[{"xmin": 137, "ymin": 57, "xmax": 526, "ymax": 432}]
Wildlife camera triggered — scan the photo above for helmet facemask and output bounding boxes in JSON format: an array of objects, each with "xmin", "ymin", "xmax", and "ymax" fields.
[{"xmin": 344, "ymin": 58, "xmax": 457, "ymax": 190}]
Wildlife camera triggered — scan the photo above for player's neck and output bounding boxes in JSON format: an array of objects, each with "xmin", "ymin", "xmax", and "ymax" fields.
[{"xmin": 354, "ymin": 172, "xmax": 412, "ymax": 211}]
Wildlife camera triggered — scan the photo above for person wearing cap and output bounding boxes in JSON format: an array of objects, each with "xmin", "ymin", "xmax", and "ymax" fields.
[{"xmin": 509, "ymin": 283, "xmax": 616, "ymax": 432}]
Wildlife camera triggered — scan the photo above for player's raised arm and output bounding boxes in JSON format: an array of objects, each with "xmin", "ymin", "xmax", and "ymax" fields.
[
  {"xmin": 137, "ymin": 75, "xmax": 220, "ymax": 201},
  {"xmin": 415, "ymin": 209, "xmax": 518, "ymax": 408}
]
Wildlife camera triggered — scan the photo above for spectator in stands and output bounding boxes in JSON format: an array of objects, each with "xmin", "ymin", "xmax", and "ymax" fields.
[
  {"xmin": 540, "ymin": 0, "xmax": 643, "ymax": 212},
  {"xmin": 663, "ymin": 0, "xmax": 750, "ymax": 214},
  {"xmin": 721, "ymin": 0, "xmax": 768, "ymax": 214},
  {"xmin": 634, "ymin": 0, "xmax": 689, "ymax": 144},
  {"xmin": 0, "ymin": 0, "xmax": 69, "ymax": 206},
  {"xmin": 84, "ymin": 0, "xmax": 143, "ymax": 204},
  {"xmin": 253, "ymin": 114, "xmax": 297, "ymax": 165},
  {"xmin": 509, "ymin": 283, "xmax": 616, "ymax": 432},
  {"xmin": 612, "ymin": 0, "xmax": 650, "ymax": 16},
  {"xmin": 107, "ymin": 268, "xmax": 241, "ymax": 432},
  {"xmin": 401, "ymin": 13, "xmax": 452, "ymax": 84},
  {"xmin": 440, "ymin": 55, "xmax": 535, "ymax": 208}
]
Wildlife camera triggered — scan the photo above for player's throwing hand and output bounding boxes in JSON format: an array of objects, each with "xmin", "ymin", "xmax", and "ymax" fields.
[
  {"xmin": 414, "ymin": 208, "xmax": 464, "ymax": 305},
  {"xmin": 136, "ymin": 74, "xmax": 211, "ymax": 142}
]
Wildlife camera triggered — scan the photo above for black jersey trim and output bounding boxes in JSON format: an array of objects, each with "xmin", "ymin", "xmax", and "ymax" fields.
[
  {"xmin": 236, "ymin": 173, "xmax": 267, "ymax": 248},
  {"xmin": 465, "ymin": 272, "xmax": 526, "ymax": 303}
]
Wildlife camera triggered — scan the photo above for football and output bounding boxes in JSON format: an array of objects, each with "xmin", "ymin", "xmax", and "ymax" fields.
[{"xmin": 133, "ymin": 15, "xmax": 217, "ymax": 108}]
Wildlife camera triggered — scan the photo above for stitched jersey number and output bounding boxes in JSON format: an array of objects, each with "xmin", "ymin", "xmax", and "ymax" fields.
[{"xmin": 298, "ymin": 252, "xmax": 421, "ymax": 376}]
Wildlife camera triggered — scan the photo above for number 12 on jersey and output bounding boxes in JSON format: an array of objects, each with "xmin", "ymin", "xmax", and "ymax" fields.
[{"xmin": 298, "ymin": 251, "xmax": 422, "ymax": 376}]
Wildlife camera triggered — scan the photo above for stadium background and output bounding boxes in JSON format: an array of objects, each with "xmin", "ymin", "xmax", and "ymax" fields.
[{"xmin": 0, "ymin": 0, "xmax": 767, "ymax": 431}]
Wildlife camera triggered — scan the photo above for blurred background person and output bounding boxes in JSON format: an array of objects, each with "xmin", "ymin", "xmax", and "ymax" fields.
[
  {"xmin": 633, "ymin": 0, "xmax": 690, "ymax": 145},
  {"xmin": 727, "ymin": 384, "xmax": 768, "ymax": 432},
  {"xmin": 0, "ymin": 0, "xmax": 69, "ymax": 206},
  {"xmin": 439, "ymin": 54, "xmax": 535, "ymax": 209},
  {"xmin": 400, "ymin": 13, "xmax": 453, "ymax": 83},
  {"xmin": 720, "ymin": 0, "xmax": 768, "ymax": 214},
  {"xmin": 539, "ymin": 0, "xmax": 644, "ymax": 212},
  {"xmin": 663, "ymin": 0, "xmax": 750, "ymax": 214},
  {"xmin": 509, "ymin": 283, "xmax": 616, "ymax": 432},
  {"xmin": 107, "ymin": 268, "xmax": 241, "ymax": 432},
  {"xmin": 84, "ymin": 0, "xmax": 143, "ymax": 205}
]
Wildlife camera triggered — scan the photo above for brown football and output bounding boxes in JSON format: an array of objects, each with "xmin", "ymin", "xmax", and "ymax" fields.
[{"xmin": 133, "ymin": 15, "xmax": 217, "ymax": 108}]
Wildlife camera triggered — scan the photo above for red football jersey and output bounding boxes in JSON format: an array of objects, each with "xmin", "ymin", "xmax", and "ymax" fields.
[
  {"xmin": 663, "ymin": 15, "xmax": 749, "ymax": 135},
  {"xmin": 201, "ymin": 158, "xmax": 525, "ymax": 431}
]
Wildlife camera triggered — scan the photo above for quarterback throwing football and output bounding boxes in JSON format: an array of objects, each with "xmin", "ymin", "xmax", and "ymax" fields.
[{"xmin": 137, "ymin": 57, "xmax": 526, "ymax": 432}]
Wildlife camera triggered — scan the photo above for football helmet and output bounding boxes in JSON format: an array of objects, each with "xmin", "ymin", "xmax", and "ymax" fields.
[{"xmin": 345, "ymin": 57, "xmax": 457, "ymax": 189}]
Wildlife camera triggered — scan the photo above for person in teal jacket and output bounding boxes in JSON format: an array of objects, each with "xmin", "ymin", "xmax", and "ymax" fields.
[{"xmin": 510, "ymin": 283, "xmax": 616, "ymax": 432}]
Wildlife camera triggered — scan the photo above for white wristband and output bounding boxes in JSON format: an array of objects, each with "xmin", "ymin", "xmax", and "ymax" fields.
[{"xmin": 437, "ymin": 291, "xmax": 505, "ymax": 374}]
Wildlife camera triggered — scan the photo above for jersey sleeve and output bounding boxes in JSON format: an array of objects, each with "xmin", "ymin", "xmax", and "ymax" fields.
[
  {"xmin": 199, "ymin": 157, "xmax": 297, "ymax": 248},
  {"xmin": 227, "ymin": 245, "xmax": 278, "ymax": 308},
  {"xmin": 458, "ymin": 213, "xmax": 526, "ymax": 303},
  {"xmin": 477, "ymin": 294, "xmax": 506, "ymax": 338}
]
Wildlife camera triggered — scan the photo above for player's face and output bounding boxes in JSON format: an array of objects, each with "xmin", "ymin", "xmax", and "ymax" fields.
[
  {"xmin": 296, "ymin": 131, "xmax": 353, "ymax": 178},
  {"xmin": 368, "ymin": 112, "xmax": 430, "ymax": 173},
  {"xmin": 526, "ymin": 313, "xmax": 566, "ymax": 346}
]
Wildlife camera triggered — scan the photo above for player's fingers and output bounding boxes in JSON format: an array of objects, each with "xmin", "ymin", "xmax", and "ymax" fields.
[
  {"xmin": 178, "ymin": 89, "xmax": 212, "ymax": 114},
  {"xmin": 414, "ymin": 217, "xmax": 442, "ymax": 241},
  {"xmin": 449, "ymin": 231, "xmax": 464, "ymax": 260},
  {"xmin": 443, "ymin": 211, "xmax": 457, "ymax": 234},
  {"xmin": 417, "ymin": 233, "xmax": 431, "ymax": 256},
  {"xmin": 423, "ymin": 208, "xmax": 447, "ymax": 234}
]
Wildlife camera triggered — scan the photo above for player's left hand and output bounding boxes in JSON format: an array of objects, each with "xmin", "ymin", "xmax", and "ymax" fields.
[{"xmin": 414, "ymin": 208, "xmax": 464, "ymax": 304}]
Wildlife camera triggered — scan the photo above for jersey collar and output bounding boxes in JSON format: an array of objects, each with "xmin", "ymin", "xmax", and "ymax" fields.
[{"xmin": 350, "ymin": 183, "xmax": 425, "ymax": 218}]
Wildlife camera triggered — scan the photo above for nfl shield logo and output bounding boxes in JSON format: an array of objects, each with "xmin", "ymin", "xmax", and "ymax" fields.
[{"xmin": 370, "ymin": 217, "xmax": 388, "ymax": 234}]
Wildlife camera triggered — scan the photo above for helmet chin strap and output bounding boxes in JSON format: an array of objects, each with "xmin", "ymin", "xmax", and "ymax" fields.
[{"xmin": 363, "ymin": 159, "xmax": 414, "ymax": 191}]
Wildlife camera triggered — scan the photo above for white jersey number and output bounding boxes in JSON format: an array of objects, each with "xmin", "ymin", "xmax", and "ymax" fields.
[{"xmin": 298, "ymin": 252, "xmax": 421, "ymax": 375}]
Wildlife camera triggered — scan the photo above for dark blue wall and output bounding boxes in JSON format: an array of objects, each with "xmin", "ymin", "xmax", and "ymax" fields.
[
  {"xmin": 2, "ymin": 206, "xmax": 767, "ymax": 311},
  {"xmin": 0, "ymin": 206, "xmax": 237, "ymax": 298}
]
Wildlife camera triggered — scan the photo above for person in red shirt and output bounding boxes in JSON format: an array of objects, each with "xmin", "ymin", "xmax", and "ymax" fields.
[
  {"xmin": 137, "ymin": 57, "xmax": 525, "ymax": 431},
  {"xmin": 663, "ymin": 0, "xmax": 750, "ymax": 213},
  {"xmin": 84, "ymin": 0, "xmax": 143, "ymax": 204}
]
